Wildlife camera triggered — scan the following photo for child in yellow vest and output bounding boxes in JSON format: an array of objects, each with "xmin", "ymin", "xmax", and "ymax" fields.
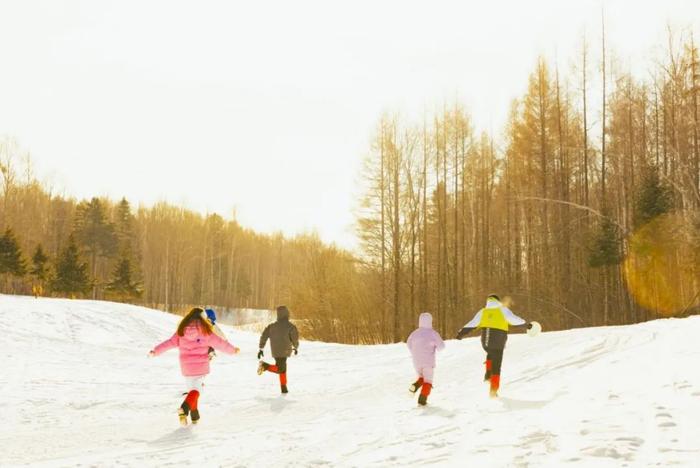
[{"xmin": 456, "ymin": 294, "xmax": 532, "ymax": 397}]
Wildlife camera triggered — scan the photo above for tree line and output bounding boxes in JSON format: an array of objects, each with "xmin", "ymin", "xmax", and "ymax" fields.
[
  {"xmin": 357, "ymin": 27, "xmax": 700, "ymax": 341},
  {"xmin": 2, "ymin": 26, "xmax": 699, "ymax": 344},
  {"xmin": 0, "ymin": 150, "xmax": 379, "ymax": 342}
]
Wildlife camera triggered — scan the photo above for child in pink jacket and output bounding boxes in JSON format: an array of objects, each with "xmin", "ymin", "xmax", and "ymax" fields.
[
  {"xmin": 149, "ymin": 307, "xmax": 240, "ymax": 426},
  {"xmin": 407, "ymin": 312, "xmax": 445, "ymax": 406}
]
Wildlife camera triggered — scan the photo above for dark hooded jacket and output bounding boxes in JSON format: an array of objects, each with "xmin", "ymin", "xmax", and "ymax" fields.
[{"xmin": 259, "ymin": 306, "xmax": 299, "ymax": 358}]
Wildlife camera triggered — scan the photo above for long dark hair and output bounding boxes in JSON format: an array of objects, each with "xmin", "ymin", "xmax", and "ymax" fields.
[{"xmin": 177, "ymin": 307, "xmax": 213, "ymax": 337}]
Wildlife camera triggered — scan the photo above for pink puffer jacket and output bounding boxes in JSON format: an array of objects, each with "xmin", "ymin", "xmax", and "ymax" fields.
[
  {"xmin": 407, "ymin": 312, "xmax": 445, "ymax": 369},
  {"xmin": 153, "ymin": 323, "xmax": 237, "ymax": 376}
]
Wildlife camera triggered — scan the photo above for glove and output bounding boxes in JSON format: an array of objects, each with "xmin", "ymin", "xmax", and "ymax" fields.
[
  {"xmin": 293, "ymin": 348, "xmax": 298, "ymax": 356},
  {"xmin": 257, "ymin": 349, "xmax": 264, "ymax": 359},
  {"xmin": 526, "ymin": 322, "xmax": 533, "ymax": 330},
  {"xmin": 232, "ymin": 347, "xmax": 240, "ymax": 354}
]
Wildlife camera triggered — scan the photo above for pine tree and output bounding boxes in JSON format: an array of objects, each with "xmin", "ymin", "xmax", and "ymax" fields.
[
  {"xmin": 588, "ymin": 214, "xmax": 623, "ymax": 326},
  {"xmin": 51, "ymin": 235, "xmax": 91, "ymax": 297},
  {"xmin": 114, "ymin": 197, "xmax": 141, "ymax": 283},
  {"xmin": 634, "ymin": 166, "xmax": 673, "ymax": 228},
  {"xmin": 115, "ymin": 198, "xmax": 134, "ymax": 248},
  {"xmin": 30, "ymin": 244, "xmax": 49, "ymax": 281},
  {"xmin": 106, "ymin": 255, "xmax": 142, "ymax": 301},
  {"xmin": 30, "ymin": 244, "xmax": 49, "ymax": 296},
  {"xmin": 73, "ymin": 197, "xmax": 118, "ymax": 298},
  {"xmin": 588, "ymin": 216, "xmax": 623, "ymax": 268},
  {"xmin": 0, "ymin": 228, "xmax": 27, "ymax": 292}
]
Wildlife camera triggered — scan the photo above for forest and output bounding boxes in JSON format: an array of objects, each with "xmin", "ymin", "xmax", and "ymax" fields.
[{"xmin": 1, "ymin": 27, "xmax": 698, "ymax": 343}]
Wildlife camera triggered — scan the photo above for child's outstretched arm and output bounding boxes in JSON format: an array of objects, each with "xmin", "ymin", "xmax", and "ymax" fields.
[
  {"xmin": 152, "ymin": 333, "xmax": 179, "ymax": 356},
  {"xmin": 502, "ymin": 306, "xmax": 529, "ymax": 328},
  {"xmin": 290, "ymin": 324, "xmax": 299, "ymax": 354},
  {"xmin": 434, "ymin": 331, "xmax": 446, "ymax": 351},
  {"xmin": 258, "ymin": 325, "xmax": 270, "ymax": 349},
  {"xmin": 209, "ymin": 333, "xmax": 240, "ymax": 355},
  {"xmin": 456, "ymin": 309, "xmax": 483, "ymax": 339},
  {"xmin": 256, "ymin": 325, "xmax": 271, "ymax": 359}
]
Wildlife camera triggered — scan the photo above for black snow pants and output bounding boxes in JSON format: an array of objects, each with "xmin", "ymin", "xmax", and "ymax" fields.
[{"xmin": 481, "ymin": 328, "xmax": 507, "ymax": 376}]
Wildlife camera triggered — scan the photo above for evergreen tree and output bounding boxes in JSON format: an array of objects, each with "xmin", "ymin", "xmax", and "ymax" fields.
[
  {"xmin": 115, "ymin": 198, "xmax": 134, "ymax": 244},
  {"xmin": 114, "ymin": 197, "xmax": 141, "ymax": 280},
  {"xmin": 30, "ymin": 244, "xmax": 49, "ymax": 281},
  {"xmin": 73, "ymin": 197, "xmax": 118, "ymax": 297},
  {"xmin": 106, "ymin": 255, "xmax": 142, "ymax": 301},
  {"xmin": 0, "ymin": 228, "xmax": 27, "ymax": 288},
  {"xmin": 30, "ymin": 244, "xmax": 49, "ymax": 296},
  {"xmin": 51, "ymin": 235, "xmax": 91, "ymax": 297},
  {"xmin": 588, "ymin": 215, "xmax": 623, "ymax": 268},
  {"xmin": 634, "ymin": 166, "xmax": 673, "ymax": 228}
]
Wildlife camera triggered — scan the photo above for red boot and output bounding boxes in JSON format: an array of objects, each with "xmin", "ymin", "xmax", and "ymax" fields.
[
  {"xmin": 280, "ymin": 373, "xmax": 288, "ymax": 394},
  {"xmin": 185, "ymin": 390, "xmax": 200, "ymax": 423},
  {"xmin": 418, "ymin": 383, "xmax": 432, "ymax": 406},
  {"xmin": 484, "ymin": 360, "xmax": 493, "ymax": 381},
  {"xmin": 257, "ymin": 362, "xmax": 279, "ymax": 375},
  {"xmin": 489, "ymin": 374, "xmax": 500, "ymax": 398},
  {"xmin": 179, "ymin": 390, "xmax": 200, "ymax": 425},
  {"xmin": 409, "ymin": 377, "xmax": 424, "ymax": 393},
  {"xmin": 184, "ymin": 390, "xmax": 200, "ymax": 409}
]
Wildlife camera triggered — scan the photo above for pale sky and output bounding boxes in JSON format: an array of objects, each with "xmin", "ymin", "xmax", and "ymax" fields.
[{"xmin": 0, "ymin": 0, "xmax": 698, "ymax": 250}]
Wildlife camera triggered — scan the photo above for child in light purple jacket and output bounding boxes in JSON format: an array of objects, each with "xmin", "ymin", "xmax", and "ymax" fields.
[
  {"xmin": 407, "ymin": 312, "xmax": 445, "ymax": 406},
  {"xmin": 149, "ymin": 307, "xmax": 240, "ymax": 426}
]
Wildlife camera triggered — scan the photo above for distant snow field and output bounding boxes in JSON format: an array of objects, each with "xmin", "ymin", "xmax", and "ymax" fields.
[{"xmin": 2, "ymin": 295, "xmax": 699, "ymax": 467}]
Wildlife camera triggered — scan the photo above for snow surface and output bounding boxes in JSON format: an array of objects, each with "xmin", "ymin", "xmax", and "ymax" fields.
[{"xmin": 2, "ymin": 295, "xmax": 699, "ymax": 467}]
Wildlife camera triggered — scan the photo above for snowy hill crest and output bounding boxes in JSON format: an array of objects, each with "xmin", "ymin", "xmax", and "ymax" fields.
[{"xmin": 2, "ymin": 295, "xmax": 699, "ymax": 467}]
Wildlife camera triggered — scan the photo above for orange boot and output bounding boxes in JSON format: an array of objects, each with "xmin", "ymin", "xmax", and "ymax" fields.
[
  {"xmin": 186, "ymin": 390, "xmax": 201, "ymax": 424},
  {"xmin": 409, "ymin": 377, "xmax": 424, "ymax": 393},
  {"xmin": 484, "ymin": 360, "xmax": 492, "ymax": 382},
  {"xmin": 179, "ymin": 390, "xmax": 200, "ymax": 425},
  {"xmin": 418, "ymin": 383, "xmax": 432, "ymax": 406},
  {"xmin": 280, "ymin": 372, "xmax": 288, "ymax": 394},
  {"xmin": 489, "ymin": 374, "xmax": 500, "ymax": 398}
]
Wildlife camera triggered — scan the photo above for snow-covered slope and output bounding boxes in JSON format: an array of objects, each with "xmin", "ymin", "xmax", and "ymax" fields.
[{"xmin": 2, "ymin": 295, "xmax": 699, "ymax": 467}]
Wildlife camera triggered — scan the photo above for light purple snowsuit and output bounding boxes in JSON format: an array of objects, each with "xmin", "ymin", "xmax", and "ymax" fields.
[{"xmin": 407, "ymin": 312, "xmax": 445, "ymax": 384}]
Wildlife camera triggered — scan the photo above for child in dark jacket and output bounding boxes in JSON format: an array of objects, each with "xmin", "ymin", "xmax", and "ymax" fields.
[
  {"xmin": 456, "ymin": 294, "xmax": 531, "ymax": 398},
  {"xmin": 257, "ymin": 306, "xmax": 300, "ymax": 394}
]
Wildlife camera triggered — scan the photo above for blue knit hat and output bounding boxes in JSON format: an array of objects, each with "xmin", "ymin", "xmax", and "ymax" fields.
[{"xmin": 205, "ymin": 308, "xmax": 217, "ymax": 324}]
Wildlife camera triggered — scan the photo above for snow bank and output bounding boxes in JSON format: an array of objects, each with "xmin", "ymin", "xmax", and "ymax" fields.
[{"xmin": 1, "ymin": 294, "xmax": 698, "ymax": 466}]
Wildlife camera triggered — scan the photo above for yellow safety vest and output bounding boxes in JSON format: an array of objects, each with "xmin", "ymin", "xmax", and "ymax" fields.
[{"xmin": 478, "ymin": 307, "xmax": 509, "ymax": 332}]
